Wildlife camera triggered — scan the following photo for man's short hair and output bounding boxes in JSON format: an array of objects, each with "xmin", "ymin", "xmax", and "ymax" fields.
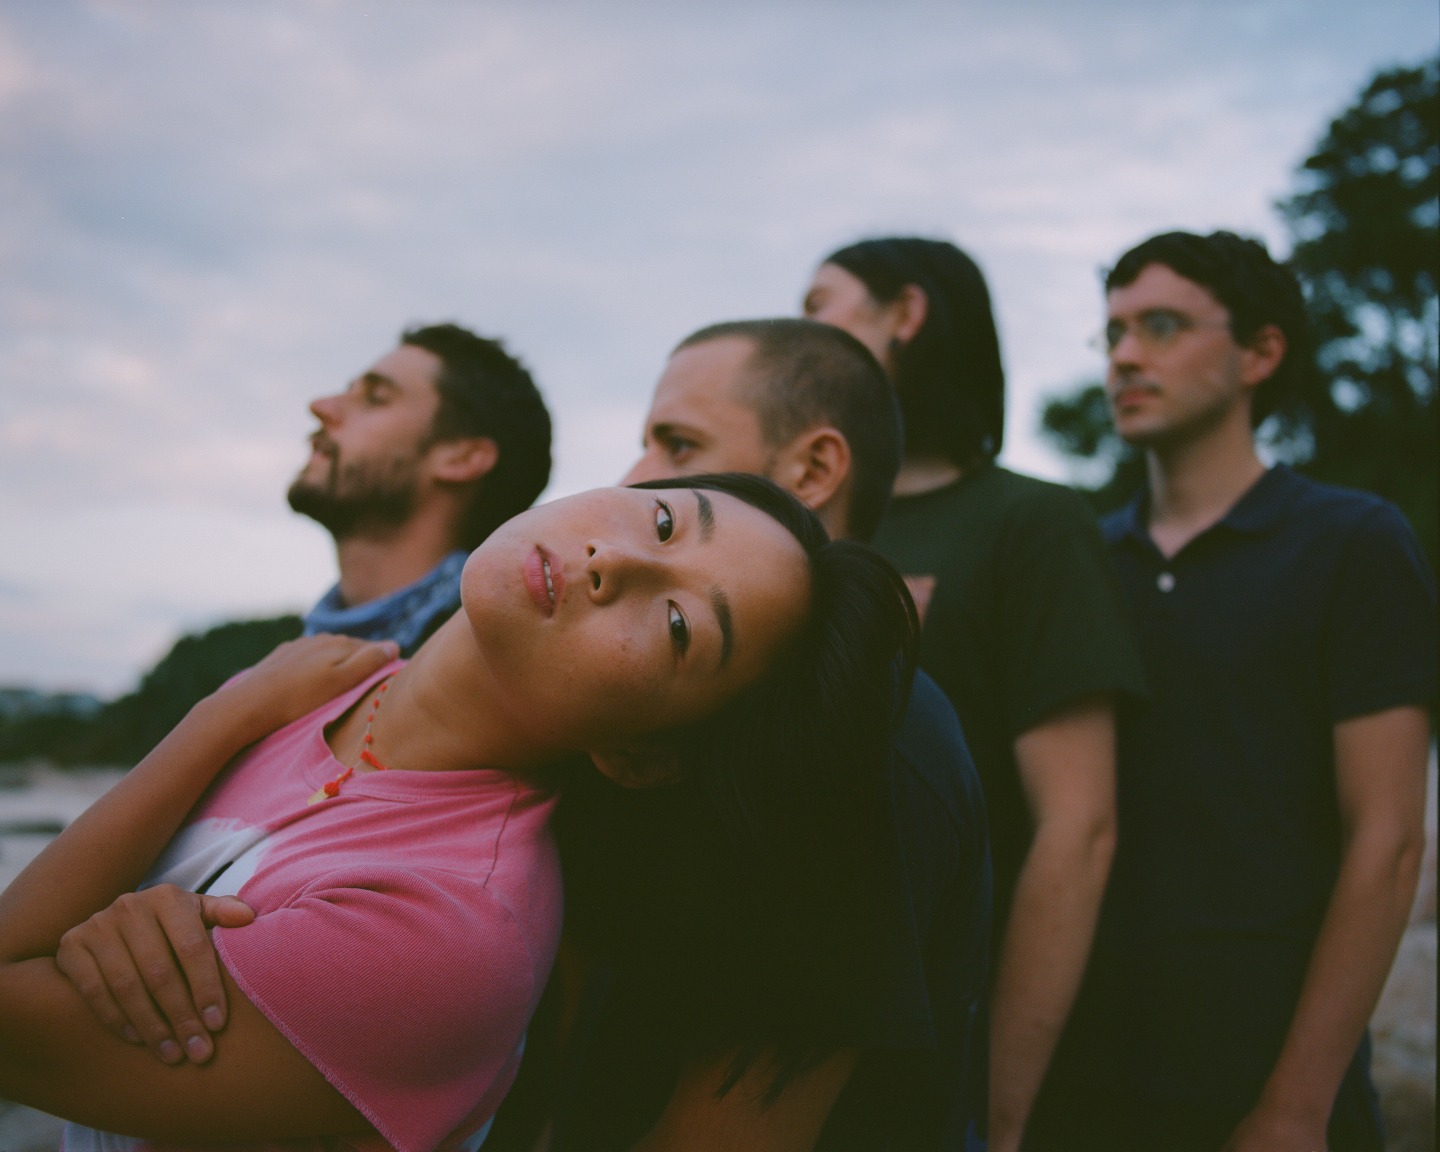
[
  {"xmin": 1106, "ymin": 231, "xmax": 1317, "ymax": 426},
  {"xmin": 401, "ymin": 323, "xmax": 553, "ymax": 550},
  {"xmin": 674, "ymin": 319, "xmax": 902, "ymax": 542}
]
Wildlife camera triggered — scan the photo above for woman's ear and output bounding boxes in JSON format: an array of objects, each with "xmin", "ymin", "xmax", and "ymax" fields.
[{"xmin": 590, "ymin": 744, "xmax": 683, "ymax": 789}]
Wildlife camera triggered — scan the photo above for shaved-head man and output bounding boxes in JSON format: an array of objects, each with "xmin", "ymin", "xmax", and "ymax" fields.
[{"xmin": 499, "ymin": 319, "xmax": 992, "ymax": 1152}]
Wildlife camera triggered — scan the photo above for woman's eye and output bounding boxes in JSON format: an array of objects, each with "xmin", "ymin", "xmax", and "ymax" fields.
[
  {"xmin": 668, "ymin": 603, "xmax": 690, "ymax": 654},
  {"xmin": 655, "ymin": 500, "xmax": 675, "ymax": 542}
]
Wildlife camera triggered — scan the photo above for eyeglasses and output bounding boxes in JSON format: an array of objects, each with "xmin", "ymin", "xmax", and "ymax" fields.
[{"xmin": 1092, "ymin": 310, "xmax": 1231, "ymax": 354}]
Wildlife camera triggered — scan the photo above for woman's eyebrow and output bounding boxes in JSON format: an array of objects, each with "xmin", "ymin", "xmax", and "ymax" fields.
[
  {"xmin": 689, "ymin": 489, "xmax": 731, "ymax": 667},
  {"xmin": 712, "ymin": 586, "xmax": 733, "ymax": 669},
  {"xmin": 694, "ymin": 490, "xmax": 715, "ymax": 541}
]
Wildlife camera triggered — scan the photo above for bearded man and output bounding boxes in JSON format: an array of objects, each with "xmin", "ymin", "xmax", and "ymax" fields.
[{"xmin": 288, "ymin": 323, "xmax": 552, "ymax": 654}]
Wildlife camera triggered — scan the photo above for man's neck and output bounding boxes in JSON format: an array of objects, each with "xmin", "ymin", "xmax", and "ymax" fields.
[
  {"xmin": 1145, "ymin": 417, "xmax": 1265, "ymax": 559},
  {"xmin": 333, "ymin": 511, "xmax": 459, "ymax": 608},
  {"xmin": 814, "ymin": 501, "xmax": 851, "ymax": 543}
]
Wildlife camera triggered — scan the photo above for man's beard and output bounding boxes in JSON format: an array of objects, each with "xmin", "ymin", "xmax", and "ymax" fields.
[{"xmin": 287, "ymin": 440, "xmax": 420, "ymax": 541}]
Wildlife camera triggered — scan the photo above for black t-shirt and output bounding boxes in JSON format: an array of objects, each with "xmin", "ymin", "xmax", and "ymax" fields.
[
  {"xmin": 533, "ymin": 673, "xmax": 992, "ymax": 1152},
  {"xmin": 871, "ymin": 464, "xmax": 1146, "ymax": 934}
]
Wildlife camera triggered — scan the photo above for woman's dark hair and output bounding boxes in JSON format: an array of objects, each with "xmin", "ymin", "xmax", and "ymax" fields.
[
  {"xmin": 555, "ymin": 472, "xmax": 919, "ymax": 1092},
  {"xmin": 1105, "ymin": 231, "xmax": 1317, "ymax": 426},
  {"xmin": 824, "ymin": 237, "xmax": 1006, "ymax": 468}
]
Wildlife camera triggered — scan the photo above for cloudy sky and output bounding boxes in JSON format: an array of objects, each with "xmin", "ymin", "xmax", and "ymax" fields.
[{"xmin": 3, "ymin": 0, "xmax": 1437, "ymax": 695}]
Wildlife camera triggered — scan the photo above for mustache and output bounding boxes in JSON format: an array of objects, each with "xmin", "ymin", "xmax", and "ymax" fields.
[
  {"xmin": 1107, "ymin": 373, "xmax": 1161, "ymax": 397},
  {"xmin": 308, "ymin": 429, "xmax": 340, "ymax": 460}
]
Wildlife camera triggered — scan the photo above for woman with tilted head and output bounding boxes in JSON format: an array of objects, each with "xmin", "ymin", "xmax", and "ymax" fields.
[{"xmin": 0, "ymin": 473, "xmax": 915, "ymax": 1152}]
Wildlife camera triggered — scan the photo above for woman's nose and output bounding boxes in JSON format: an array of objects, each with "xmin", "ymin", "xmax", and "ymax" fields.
[{"xmin": 584, "ymin": 541, "xmax": 655, "ymax": 604}]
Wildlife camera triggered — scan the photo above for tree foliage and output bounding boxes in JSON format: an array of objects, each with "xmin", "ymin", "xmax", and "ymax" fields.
[
  {"xmin": 0, "ymin": 615, "xmax": 302, "ymax": 765},
  {"xmin": 1275, "ymin": 56, "xmax": 1437, "ymax": 563},
  {"xmin": 1041, "ymin": 55, "xmax": 1439, "ymax": 565}
]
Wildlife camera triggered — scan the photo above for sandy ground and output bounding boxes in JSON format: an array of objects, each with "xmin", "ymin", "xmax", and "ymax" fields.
[{"xmin": 2, "ymin": 759, "xmax": 1435, "ymax": 1150}]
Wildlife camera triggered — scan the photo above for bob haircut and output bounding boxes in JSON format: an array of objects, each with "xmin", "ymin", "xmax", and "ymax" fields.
[
  {"xmin": 556, "ymin": 472, "xmax": 919, "ymax": 1085},
  {"xmin": 1105, "ymin": 231, "xmax": 1317, "ymax": 426},
  {"xmin": 825, "ymin": 237, "xmax": 1006, "ymax": 468}
]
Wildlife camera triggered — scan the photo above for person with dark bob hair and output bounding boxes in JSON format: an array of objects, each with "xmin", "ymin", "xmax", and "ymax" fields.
[
  {"xmin": 812, "ymin": 237, "xmax": 1005, "ymax": 472},
  {"xmin": 0, "ymin": 474, "xmax": 917, "ymax": 1152},
  {"xmin": 804, "ymin": 237, "xmax": 1147, "ymax": 1152}
]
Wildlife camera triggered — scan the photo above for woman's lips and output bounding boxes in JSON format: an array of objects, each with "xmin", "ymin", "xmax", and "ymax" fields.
[{"xmin": 523, "ymin": 546, "xmax": 562, "ymax": 616}]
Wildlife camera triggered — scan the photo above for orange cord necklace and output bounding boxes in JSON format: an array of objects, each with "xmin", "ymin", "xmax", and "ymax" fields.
[{"xmin": 314, "ymin": 675, "xmax": 395, "ymax": 801}]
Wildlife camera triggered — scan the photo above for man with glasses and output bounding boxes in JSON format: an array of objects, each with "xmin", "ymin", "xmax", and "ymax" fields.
[{"xmin": 1030, "ymin": 231, "xmax": 1435, "ymax": 1151}]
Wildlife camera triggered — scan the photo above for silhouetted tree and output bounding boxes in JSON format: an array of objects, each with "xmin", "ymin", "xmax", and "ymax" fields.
[
  {"xmin": 0, "ymin": 615, "xmax": 302, "ymax": 765},
  {"xmin": 1275, "ymin": 56, "xmax": 1438, "ymax": 564},
  {"xmin": 1039, "ymin": 381, "xmax": 1145, "ymax": 513},
  {"xmin": 1041, "ymin": 55, "xmax": 1438, "ymax": 565}
]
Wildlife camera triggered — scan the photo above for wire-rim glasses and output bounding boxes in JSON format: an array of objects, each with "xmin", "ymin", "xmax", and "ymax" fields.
[{"xmin": 1092, "ymin": 310, "xmax": 1232, "ymax": 354}]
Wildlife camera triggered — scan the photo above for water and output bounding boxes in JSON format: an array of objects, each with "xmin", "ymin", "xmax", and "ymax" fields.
[
  {"xmin": 0, "ymin": 763, "xmax": 126, "ymax": 1152},
  {"xmin": 0, "ymin": 763, "xmax": 127, "ymax": 892}
]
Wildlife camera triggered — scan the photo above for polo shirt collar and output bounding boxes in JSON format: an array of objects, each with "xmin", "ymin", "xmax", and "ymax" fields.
[
  {"xmin": 1111, "ymin": 491, "xmax": 1150, "ymax": 546},
  {"xmin": 1215, "ymin": 464, "xmax": 1301, "ymax": 535},
  {"xmin": 1116, "ymin": 464, "xmax": 1300, "ymax": 549}
]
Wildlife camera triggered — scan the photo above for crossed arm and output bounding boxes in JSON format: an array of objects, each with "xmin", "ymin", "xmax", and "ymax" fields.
[
  {"xmin": 63, "ymin": 901, "xmax": 862, "ymax": 1152},
  {"xmin": 0, "ymin": 636, "xmax": 395, "ymax": 1140}
]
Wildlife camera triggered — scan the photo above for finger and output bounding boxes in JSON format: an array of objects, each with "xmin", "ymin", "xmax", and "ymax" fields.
[
  {"xmin": 157, "ymin": 896, "xmax": 250, "ymax": 1036},
  {"xmin": 198, "ymin": 894, "xmax": 256, "ymax": 930},
  {"xmin": 124, "ymin": 906, "xmax": 216, "ymax": 1064},
  {"xmin": 87, "ymin": 926, "xmax": 185, "ymax": 1064},
  {"xmin": 342, "ymin": 636, "xmax": 400, "ymax": 667},
  {"xmin": 56, "ymin": 934, "xmax": 141, "ymax": 1044}
]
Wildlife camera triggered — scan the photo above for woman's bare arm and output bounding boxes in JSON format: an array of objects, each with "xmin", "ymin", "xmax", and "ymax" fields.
[
  {"xmin": 0, "ymin": 956, "xmax": 372, "ymax": 1139},
  {"xmin": 0, "ymin": 636, "xmax": 395, "ymax": 965},
  {"xmin": 0, "ymin": 635, "xmax": 395, "ymax": 1132}
]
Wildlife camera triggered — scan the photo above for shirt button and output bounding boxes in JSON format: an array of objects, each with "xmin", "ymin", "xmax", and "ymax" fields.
[{"xmin": 1157, "ymin": 572, "xmax": 1176, "ymax": 592}]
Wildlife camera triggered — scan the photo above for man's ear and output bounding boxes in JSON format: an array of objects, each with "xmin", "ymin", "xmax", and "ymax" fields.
[
  {"xmin": 1238, "ymin": 324, "xmax": 1287, "ymax": 390},
  {"xmin": 428, "ymin": 436, "xmax": 499, "ymax": 485},
  {"xmin": 589, "ymin": 743, "xmax": 684, "ymax": 789},
  {"xmin": 771, "ymin": 426, "xmax": 852, "ymax": 521},
  {"xmin": 893, "ymin": 283, "xmax": 929, "ymax": 345}
]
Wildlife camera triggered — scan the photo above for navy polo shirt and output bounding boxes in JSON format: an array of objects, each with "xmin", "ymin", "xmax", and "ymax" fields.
[
  {"xmin": 1101, "ymin": 465, "xmax": 1435, "ymax": 944},
  {"xmin": 1083, "ymin": 465, "xmax": 1435, "ymax": 1126},
  {"xmin": 1036, "ymin": 466, "xmax": 1428, "ymax": 1152}
]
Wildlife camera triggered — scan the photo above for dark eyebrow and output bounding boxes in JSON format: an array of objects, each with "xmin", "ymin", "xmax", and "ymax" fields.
[
  {"xmin": 711, "ymin": 586, "xmax": 733, "ymax": 669},
  {"xmin": 694, "ymin": 490, "xmax": 715, "ymax": 542},
  {"xmin": 359, "ymin": 371, "xmax": 399, "ymax": 389},
  {"xmin": 648, "ymin": 422, "xmax": 690, "ymax": 447}
]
